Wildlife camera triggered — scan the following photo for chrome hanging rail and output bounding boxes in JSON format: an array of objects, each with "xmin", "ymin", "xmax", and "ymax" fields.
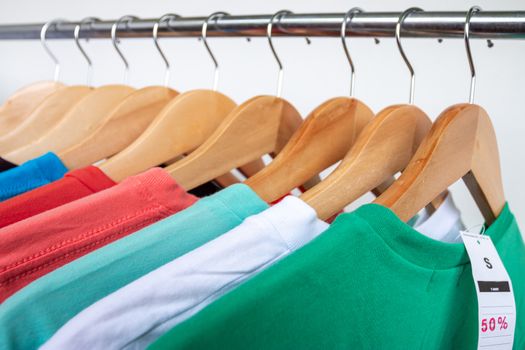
[{"xmin": 0, "ymin": 12, "xmax": 524, "ymax": 40}]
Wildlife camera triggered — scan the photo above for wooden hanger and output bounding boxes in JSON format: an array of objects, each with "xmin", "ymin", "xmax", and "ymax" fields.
[
  {"xmin": 0, "ymin": 81, "xmax": 65, "ymax": 135},
  {"xmin": 2, "ymin": 17, "xmax": 169, "ymax": 165},
  {"xmin": 166, "ymin": 11, "xmax": 309, "ymax": 190},
  {"xmin": 3, "ymin": 85, "xmax": 136, "ymax": 164},
  {"xmin": 375, "ymin": 104, "xmax": 505, "ymax": 225},
  {"xmin": 0, "ymin": 86, "xmax": 94, "ymax": 154},
  {"xmin": 166, "ymin": 94, "xmax": 303, "ymax": 190},
  {"xmin": 97, "ymin": 88, "xmax": 266, "ymax": 184},
  {"xmin": 160, "ymin": 152, "xmax": 250, "ymax": 189},
  {"xmin": 301, "ymin": 104, "xmax": 432, "ymax": 220},
  {"xmin": 0, "ymin": 20, "xmax": 76, "ymax": 136},
  {"xmin": 58, "ymin": 86, "xmax": 178, "ymax": 169},
  {"xmin": 245, "ymin": 9, "xmax": 376, "ymax": 202},
  {"xmin": 233, "ymin": 158, "xmax": 267, "ymax": 179},
  {"xmin": 99, "ymin": 88, "xmax": 236, "ymax": 182},
  {"xmin": 301, "ymin": 8, "xmax": 442, "ymax": 220},
  {"xmin": 375, "ymin": 7, "xmax": 505, "ymax": 226},
  {"xmin": 0, "ymin": 19, "xmax": 114, "ymax": 155},
  {"xmin": 100, "ymin": 13, "xmax": 268, "ymax": 183},
  {"xmin": 245, "ymin": 97, "xmax": 373, "ymax": 202},
  {"xmin": 58, "ymin": 15, "xmax": 185, "ymax": 170}
]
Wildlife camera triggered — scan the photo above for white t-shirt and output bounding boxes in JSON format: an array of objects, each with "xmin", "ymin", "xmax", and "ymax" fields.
[
  {"xmin": 41, "ymin": 196, "xmax": 329, "ymax": 350},
  {"xmin": 42, "ymin": 194, "xmax": 464, "ymax": 350},
  {"xmin": 412, "ymin": 193, "xmax": 465, "ymax": 243}
]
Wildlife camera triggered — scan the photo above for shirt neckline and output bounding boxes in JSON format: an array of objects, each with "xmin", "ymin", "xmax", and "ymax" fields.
[{"xmin": 350, "ymin": 202, "xmax": 513, "ymax": 270}]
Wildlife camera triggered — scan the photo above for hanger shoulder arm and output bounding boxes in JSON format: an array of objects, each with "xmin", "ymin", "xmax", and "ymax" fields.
[
  {"xmin": 302, "ymin": 104, "xmax": 432, "ymax": 221},
  {"xmin": 467, "ymin": 106, "xmax": 506, "ymax": 219},
  {"xmin": 59, "ymin": 87, "xmax": 179, "ymax": 169},
  {"xmin": 375, "ymin": 103, "xmax": 505, "ymax": 224},
  {"xmin": 167, "ymin": 95, "xmax": 302, "ymax": 190},
  {"xmin": 245, "ymin": 97, "xmax": 373, "ymax": 202},
  {"xmin": 0, "ymin": 81, "xmax": 65, "ymax": 135},
  {"xmin": 0, "ymin": 86, "xmax": 93, "ymax": 155},
  {"xmin": 99, "ymin": 89, "xmax": 236, "ymax": 182},
  {"xmin": 3, "ymin": 85, "xmax": 135, "ymax": 165}
]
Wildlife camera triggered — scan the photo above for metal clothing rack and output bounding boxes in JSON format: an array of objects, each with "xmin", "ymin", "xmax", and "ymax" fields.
[{"xmin": 0, "ymin": 12, "xmax": 524, "ymax": 40}]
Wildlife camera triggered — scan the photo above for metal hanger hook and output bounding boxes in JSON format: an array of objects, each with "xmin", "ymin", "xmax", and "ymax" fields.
[
  {"xmin": 465, "ymin": 6, "xmax": 481, "ymax": 104},
  {"xmin": 396, "ymin": 7, "xmax": 423, "ymax": 104},
  {"xmin": 74, "ymin": 17, "xmax": 100, "ymax": 86},
  {"xmin": 202, "ymin": 12, "xmax": 229, "ymax": 91},
  {"xmin": 40, "ymin": 19, "xmax": 67, "ymax": 82},
  {"xmin": 341, "ymin": 7, "xmax": 363, "ymax": 97},
  {"xmin": 111, "ymin": 15, "xmax": 139, "ymax": 84},
  {"xmin": 268, "ymin": 10, "xmax": 292, "ymax": 98},
  {"xmin": 153, "ymin": 13, "xmax": 180, "ymax": 87}
]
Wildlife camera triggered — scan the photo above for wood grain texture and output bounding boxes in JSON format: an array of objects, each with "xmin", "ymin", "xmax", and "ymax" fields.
[
  {"xmin": 0, "ymin": 86, "xmax": 93, "ymax": 154},
  {"xmin": 302, "ymin": 104, "xmax": 432, "ymax": 221},
  {"xmin": 164, "ymin": 156, "xmax": 265, "ymax": 187},
  {"xmin": 58, "ymin": 86, "xmax": 179, "ymax": 169},
  {"xmin": 0, "ymin": 81, "xmax": 65, "ymax": 135},
  {"xmin": 375, "ymin": 103, "xmax": 505, "ymax": 225},
  {"xmin": 245, "ymin": 97, "xmax": 373, "ymax": 203},
  {"xmin": 237, "ymin": 158, "xmax": 266, "ymax": 179},
  {"xmin": 3, "ymin": 85, "xmax": 135, "ymax": 164},
  {"xmin": 166, "ymin": 95, "xmax": 303, "ymax": 190},
  {"xmin": 215, "ymin": 172, "xmax": 241, "ymax": 187},
  {"xmin": 100, "ymin": 89, "xmax": 237, "ymax": 182}
]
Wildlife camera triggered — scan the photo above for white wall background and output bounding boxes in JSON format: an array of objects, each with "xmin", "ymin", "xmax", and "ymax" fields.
[{"xmin": 0, "ymin": 0, "xmax": 524, "ymax": 231}]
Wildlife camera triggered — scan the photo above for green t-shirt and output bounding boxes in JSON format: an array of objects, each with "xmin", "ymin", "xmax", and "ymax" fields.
[
  {"xmin": 151, "ymin": 203, "xmax": 525, "ymax": 350},
  {"xmin": 0, "ymin": 184, "xmax": 268, "ymax": 350}
]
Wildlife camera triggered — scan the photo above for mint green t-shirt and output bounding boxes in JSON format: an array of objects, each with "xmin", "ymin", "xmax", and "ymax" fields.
[
  {"xmin": 151, "ymin": 203, "xmax": 525, "ymax": 350},
  {"xmin": 0, "ymin": 184, "xmax": 268, "ymax": 350}
]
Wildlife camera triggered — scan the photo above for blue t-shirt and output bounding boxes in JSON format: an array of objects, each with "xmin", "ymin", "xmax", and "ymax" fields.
[{"xmin": 0, "ymin": 152, "xmax": 67, "ymax": 201}]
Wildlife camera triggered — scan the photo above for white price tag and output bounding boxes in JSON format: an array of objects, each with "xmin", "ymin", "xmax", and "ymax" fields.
[{"xmin": 461, "ymin": 231, "xmax": 516, "ymax": 350}]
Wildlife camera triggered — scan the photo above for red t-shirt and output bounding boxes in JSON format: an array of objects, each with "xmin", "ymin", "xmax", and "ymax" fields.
[
  {"xmin": 0, "ymin": 168, "xmax": 197, "ymax": 302},
  {"xmin": 0, "ymin": 166, "xmax": 116, "ymax": 229}
]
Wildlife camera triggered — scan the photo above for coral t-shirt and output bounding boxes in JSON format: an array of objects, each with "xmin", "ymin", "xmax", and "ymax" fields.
[
  {"xmin": 0, "ymin": 166, "xmax": 116, "ymax": 229},
  {"xmin": 0, "ymin": 168, "xmax": 197, "ymax": 302}
]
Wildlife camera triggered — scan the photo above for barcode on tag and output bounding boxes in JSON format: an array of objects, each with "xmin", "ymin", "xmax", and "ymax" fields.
[{"xmin": 461, "ymin": 231, "xmax": 516, "ymax": 350}]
